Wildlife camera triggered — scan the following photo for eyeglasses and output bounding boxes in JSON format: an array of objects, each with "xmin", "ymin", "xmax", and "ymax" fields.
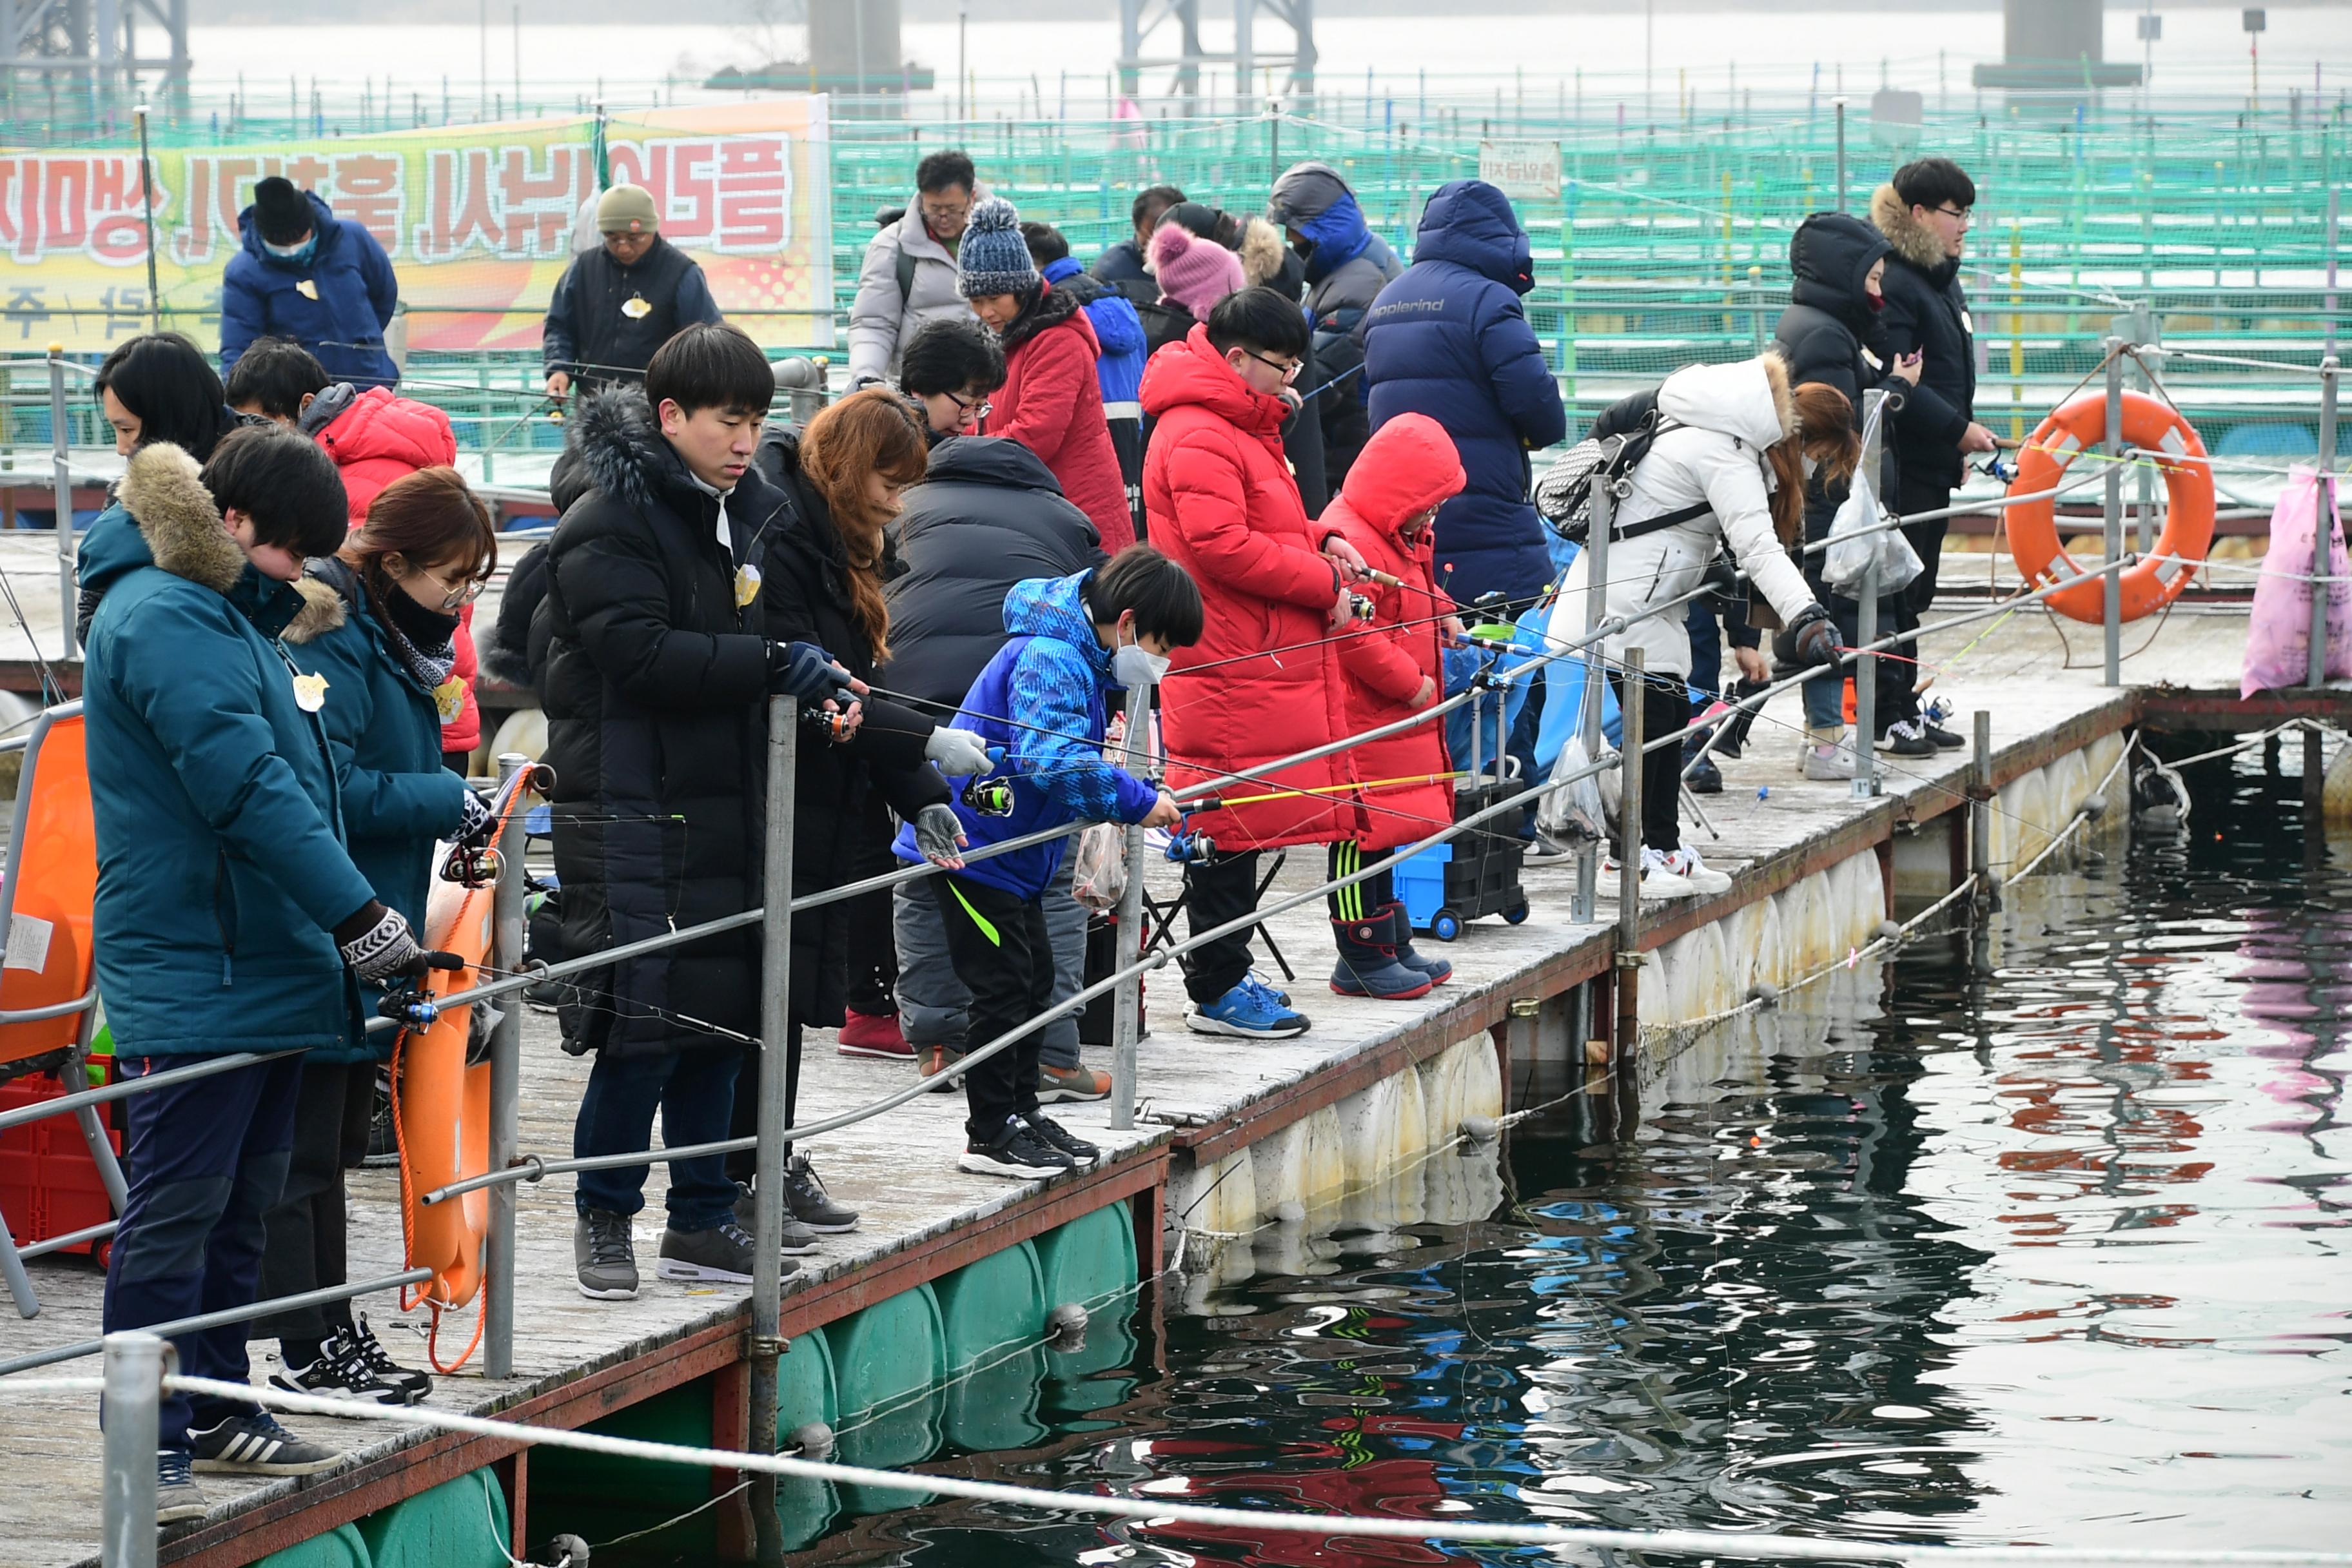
[
  {"xmin": 413, "ymin": 562, "xmax": 487, "ymax": 609},
  {"xmin": 946, "ymin": 389, "xmax": 992, "ymax": 422},
  {"xmin": 921, "ymin": 200, "xmax": 972, "ymax": 227},
  {"xmin": 1933, "ymin": 204, "xmax": 1973, "ymax": 226},
  {"xmin": 1244, "ymin": 348, "xmax": 1304, "ymax": 384}
]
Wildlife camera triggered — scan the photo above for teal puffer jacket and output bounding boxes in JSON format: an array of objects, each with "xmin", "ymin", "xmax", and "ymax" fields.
[
  {"xmin": 77, "ymin": 443, "xmax": 378, "ymax": 1059},
  {"xmin": 282, "ymin": 560, "xmax": 469, "ymax": 1060}
]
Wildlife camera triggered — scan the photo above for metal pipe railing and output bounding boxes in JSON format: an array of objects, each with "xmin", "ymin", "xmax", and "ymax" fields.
[{"xmin": 0, "ymin": 1268, "xmax": 433, "ymax": 1377}]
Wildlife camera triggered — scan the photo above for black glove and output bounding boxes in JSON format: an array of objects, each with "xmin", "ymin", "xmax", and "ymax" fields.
[
  {"xmin": 1773, "ymin": 604, "xmax": 1843, "ymax": 670},
  {"xmin": 456, "ymin": 784, "xmax": 496, "ymax": 848},
  {"xmin": 767, "ymin": 640, "xmax": 855, "ymax": 703},
  {"xmin": 333, "ymin": 901, "xmax": 441, "ymax": 985}
]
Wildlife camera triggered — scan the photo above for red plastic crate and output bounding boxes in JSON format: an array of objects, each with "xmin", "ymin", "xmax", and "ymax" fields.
[{"xmin": 0, "ymin": 1067, "xmax": 119, "ymax": 1264}]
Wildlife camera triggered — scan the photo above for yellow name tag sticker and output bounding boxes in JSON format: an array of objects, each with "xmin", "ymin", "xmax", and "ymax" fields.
[
  {"xmin": 734, "ymin": 563, "xmax": 763, "ymax": 607},
  {"xmin": 1961, "ymin": 309, "xmax": 1975, "ymax": 334},
  {"xmin": 1861, "ymin": 346, "xmax": 1884, "ymax": 371},
  {"xmin": 433, "ymin": 675, "xmax": 466, "ymax": 722},
  {"xmin": 622, "ymin": 293, "xmax": 652, "ymax": 320},
  {"xmin": 291, "ymin": 672, "xmax": 329, "ymax": 712},
  {"xmin": 295, "ymin": 279, "xmax": 319, "ymax": 301}
]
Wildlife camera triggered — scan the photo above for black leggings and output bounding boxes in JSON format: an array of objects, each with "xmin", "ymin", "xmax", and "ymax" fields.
[{"xmin": 1607, "ymin": 667, "xmax": 1687, "ymax": 855}]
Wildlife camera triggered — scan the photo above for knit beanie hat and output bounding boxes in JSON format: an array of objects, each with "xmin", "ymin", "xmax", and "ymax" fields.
[
  {"xmin": 956, "ymin": 197, "xmax": 1039, "ymax": 298},
  {"xmin": 597, "ymin": 184, "xmax": 659, "ymax": 235},
  {"xmin": 253, "ymin": 177, "xmax": 312, "ymax": 245},
  {"xmin": 1149, "ymin": 223, "xmax": 1246, "ymax": 319}
]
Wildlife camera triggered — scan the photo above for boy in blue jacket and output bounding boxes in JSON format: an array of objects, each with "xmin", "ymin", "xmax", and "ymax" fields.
[{"xmin": 895, "ymin": 546, "xmax": 1197, "ymax": 1179}]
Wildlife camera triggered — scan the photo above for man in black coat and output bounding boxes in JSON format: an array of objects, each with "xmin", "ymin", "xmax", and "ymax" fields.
[
  {"xmin": 1872, "ymin": 159, "xmax": 1998, "ymax": 749},
  {"xmin": 542, "ymin": 184, "xmax": 725, "ymax": 402},
  {"xmin": 1092, "ymin": 183, "xmax": 1186, "ymax": 302},
  {"xmin": 880, "ymin": 436, "xmax": 1113, "ymax": 1099},
  {"xmin": 536, "ymin": 324, "xmax": 858, "ymax": 1302},
  {"xmin": 1772, "ymin": 211, "xmax": 1919, "ymax": 773}
]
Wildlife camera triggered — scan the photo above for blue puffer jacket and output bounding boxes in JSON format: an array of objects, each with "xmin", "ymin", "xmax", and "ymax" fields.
[
  {"xmin": 1362, "ymin": 179, "xmax": 1567, "ymax": 612},
  {"xmin": 280, "ymin": 562, "xmax": 470, "ymax": 1058},
  {"xmin": 1041, "ymin": 257, "xmax": 1148, "ymax": 412},
  {"xmin": 78, "ymin": 444, "xmax": 377, "ymax": 1059},
  {"xmin": 892, "ymin": 571, "xmax": 1159, "ymax": 900},
  {"xmin": 220, "ymin": 190, "xmax": 400, "ymax": 387}
]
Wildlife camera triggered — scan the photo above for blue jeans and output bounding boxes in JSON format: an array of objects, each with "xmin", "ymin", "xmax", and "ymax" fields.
[
  {"xmin": 103, "ymin": 1053, "xmax": 304, "ymax": 1453},
  {"xmin": 573, "ymin": 1047, "xmax": 740, "ymax": 1231}
]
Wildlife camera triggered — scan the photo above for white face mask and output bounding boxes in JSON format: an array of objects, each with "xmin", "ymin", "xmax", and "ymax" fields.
[
  {"xmin": 1801, "ymin": 452, "xmax": 1821, "ymax": 482},
  {"xmin": 1113, "ymin": 638, "xmax": 1170, "ymax": 688}
]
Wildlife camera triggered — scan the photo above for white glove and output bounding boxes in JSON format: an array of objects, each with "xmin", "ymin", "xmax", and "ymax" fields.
[
  {"xmin": 923, "ymin": 725, "xmax": 992, "ymax": 779},
  {"xmin": 913, "ymin": 803, "xmax": 968, "ymax": 868}
]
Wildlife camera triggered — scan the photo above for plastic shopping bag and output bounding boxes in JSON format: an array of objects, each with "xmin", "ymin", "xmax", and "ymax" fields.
[
  {"xmin": 1536, "ymin": 734, "xmax": 1611, "ymax": 846},
  {"xmin": 2241, "ymin": 466, "xmax": 2352, "ymax": 698},
  {"xmin": 1070, "ymin": 823, "xmax": 1129, "ymax": 911}
]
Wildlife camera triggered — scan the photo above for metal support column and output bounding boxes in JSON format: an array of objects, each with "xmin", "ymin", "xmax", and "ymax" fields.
[
  {"xmin": 48, "ymin": 351, "xmax": 75, "ymax": 659},
  {"xmin": 1852, "ymin": 387, "xmax": 1885, "ymax": 799},
  {"xmin": 1970, "ymin": 709, "xmax": 1995, "ymax": 907},
  {"xmin": 101, "ymin": 1331, "xmax": 163, "ymax": 1568},
  {"xmin": 2102, "ymin": 335, "xmax": 2125, "ymax": 687},
  {"xmin": 1108, "ymin": 683, "xmax": 1150, "ymax": 1132},
  {"xmin": 482, "ymin": 754, "xmax": 527, "ymax": 1379},
  {"xmin": 1612, "ymin": 648, "xmax": 1644, "ymax": 1054},
  {"xmin": 1571, "ymin": 485, "xmax": 1612, "ymax": 925},
  {"xmin": 747, "ymin": 694, "xmax": 798, "ymax": 1558},
  {"xmin": 2309, "ymin": 355, "xmax": 2340, "ymax": 692}
]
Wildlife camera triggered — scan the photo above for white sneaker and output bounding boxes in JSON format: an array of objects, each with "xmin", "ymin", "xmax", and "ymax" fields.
[
  {"xmin": 1598, "ymin": 847, "xmax": 1696, "ymax": 900},
  {"xmin": 1658, "ymin": 847, "xmax": 1733, "ymax": 895},
  {"xmin": 1802, "ymin": 743, "xmax": 1856, "ymax": 781}
]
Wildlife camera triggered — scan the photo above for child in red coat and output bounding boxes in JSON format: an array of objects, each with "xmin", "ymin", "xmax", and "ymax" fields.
[{"xmin": 1321, "ymin": 413, "xmax": 1468, "ymax": 999}]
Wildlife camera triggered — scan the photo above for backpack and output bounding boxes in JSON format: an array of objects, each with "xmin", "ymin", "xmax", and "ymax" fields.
[{"xmin": 1533, "ymin": 388, "xmax": 1712, "ymax": 547}]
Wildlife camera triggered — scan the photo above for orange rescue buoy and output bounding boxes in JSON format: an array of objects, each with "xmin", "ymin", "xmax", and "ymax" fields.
[{"xmin": 2004, "ymin": 389, "xmax": 2215, "ymax": 623}]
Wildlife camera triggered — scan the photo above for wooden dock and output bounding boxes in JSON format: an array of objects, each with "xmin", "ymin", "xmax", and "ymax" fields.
[{"xmin": 1, "ymin": 602, "xmax": 2344, "ymax": 1568}]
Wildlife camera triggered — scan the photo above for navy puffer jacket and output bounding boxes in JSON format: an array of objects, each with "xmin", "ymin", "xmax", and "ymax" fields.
[
  {"xmin": 220, "ymin": 191, "xmax": 400, "ymax": 388},
  {"xmin": 1361, "ymin": 180, "xmax": 1567, "ymax": 612}
]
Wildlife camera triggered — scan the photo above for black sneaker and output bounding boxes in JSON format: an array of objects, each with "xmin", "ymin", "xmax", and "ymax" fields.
[
  {"xmin": 1024, "ymin": 1112, "xmax": 1100, "ymax": 1168},
  {"xmin": 190, "ymin": 1411, "xmax": 340, "ymax": 1476},
  {"xmin": 959, "ymin": 1120, "xmax": 1073, "ymax": 1181},
  {"xmin": 157, "ymin": 1449, "xmax": 206, "ymax": 1525},
  {"xmin": 1683, "ymin": 750, "xmax": 1724, "ymax": 794},
  {"xmin": 270, "ymin": 1334, "xmax": 405, "ymax": 1406},
  {"xmin": 343, "ymin": 1317, "xmax": 432, "ymax": 1405},
  {"xmin": 654, "ymin": 1220, "xmax": 801, "ymax": 1286},
  {"xmin": 780, "ymin": 1153, "xmax": 859, "ymax": 1233},
  {"xmin": 575, "ymin": 1208, "xmax": 640, "ymax": 1300},
  {"xmin": 730, "ymin": 1183, "xmax": 821, "ymax": 1255},
  {"xmin": 1923, "ymin": 721, "xmax": 1966, "ymax": 750},
  {"xmin": 1876, "ymin": 720, "xmax": 1937, "ymax": 758}
]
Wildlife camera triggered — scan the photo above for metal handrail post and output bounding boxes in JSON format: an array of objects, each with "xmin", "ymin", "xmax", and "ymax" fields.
[
  {"xmin": 1852, "ymin": 388, "xmax": 1884, "ymax": 800},
  {"xmin": 48, "ymin": 350, "xmax": 75, "ymax": 660},
  {"xmin": 1571, "ymin": 484, "xmax": 1612, "ymax": 925},
  {"xmin": 1970, "ymin": 709, "xmax": 1995, "ymax": 909},
  {"xmin": 2103, "ymin": 336, "xmax": 2125, "ymax": 687},
  {"xmin": 748, "ymin": 693, "xmax": 798, "ymax": 1553},
  {"xmin": 101, "ymin": 1331, "xmax": 164, "ymax": 1568},
  {"xmin": 1108, "ymin": 684, "xmax": 1148, "ymax": 1132},
  {"xmin": 483, "ymin": 756, "xmax": 527, "ymax": 1379},
  {"xmin": 1612, "ymin": 647, "xmax": 1643, "ymax": 1053},
  {"xmin": 2311, "ymin": 355, "xmax": 2340, "ymax": 692}
]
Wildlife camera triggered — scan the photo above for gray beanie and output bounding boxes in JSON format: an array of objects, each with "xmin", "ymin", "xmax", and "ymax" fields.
[{"xmin": 956, "ymin": 197, "xmax": 1039, "ymax": 299}]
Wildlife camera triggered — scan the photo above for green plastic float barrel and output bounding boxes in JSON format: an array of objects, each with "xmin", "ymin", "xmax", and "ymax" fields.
[
  {"xmin": 932, "ymin": 1240, "xmax": 1048, "ymax": 1453},
  {"xmin": 771, "ymin": 1327, "xmax": 840, "ymax": 1551},
  {"xmin": 1034, "ymin": 1204, "xmax": 1141, "ymax": 1414},
  {"xmin": 827, "ymin": 1281, "xmax": 946, "ymax": 1515},
  {"xmin": 526, "ymin": 1380, "xmax": 708, "ymax": 1540},
  {"xmin": 357, "ymin": 1469, "xmax": 512, "ymax": 1568},
  {"xmin": 250, "ymin": 1524, "xmax": 371, "ymax": 1568}
]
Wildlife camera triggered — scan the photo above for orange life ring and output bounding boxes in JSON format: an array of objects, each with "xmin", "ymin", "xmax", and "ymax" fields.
[{"xmin": 2004, "ymin": 389, "xmax": 2215, "ymax": 623}]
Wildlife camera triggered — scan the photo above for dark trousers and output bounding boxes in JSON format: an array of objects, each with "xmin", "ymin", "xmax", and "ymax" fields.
[
  {"xmin": 251, "ymin": 1059, "xmax": 373, "ymax": 1347},
  {"xmin": 1109, "ymin": 415, "xmax": 1146, "ymax": 542},
  {"xmin": 103, "ymin": 1053, "xmax": 304, "ymax": 1453},
  {"xmin": 1607, "ymin": 668, "xmax": 1687, "ymax": 854},
  {"xmin": 443, "ymin": 751, "xmax": 472, "ymax": 775},
  {"xmin": 725, "ymin": 1022, "xmax": 803, "ymax": 1188},
  {"xmin": 928, "ymin": 874, "xmax": 1051, "ymax": 1141},
  {"xmin": 1327, "ymin": 843, "xmax": 1396, "ymax": 923},
  {"xmin": 1180, "ymin": 849, "xmax": 1266, "ymax": 1004},
  {"xmin": 1802, "ymin": 585, "xmax": 1912, "ymax": 735},
  {"xmin": 844, "ymin": 796, "xmax": 898, "ymax": 1016},
  {"xmin": 1892, "ymin": 474, "xmax": 1952, "ymax": 723},
  {"xmin": 1687, "ymin": 600, "xmax": 1722, "ymax": 711},
  {"xmin": 573, "ymin": 1046, "xmax": 740, "ymax": 1231}
]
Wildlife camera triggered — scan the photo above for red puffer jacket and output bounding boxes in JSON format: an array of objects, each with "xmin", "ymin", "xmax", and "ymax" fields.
[
  {"xmin": 1142, "ymin": 324, "xmax": 1351, "ymax": 850},
  {"xmin": 315, "ymin": 386, "xmax": 482, "ymax": 755},
  {"xmin": 985, "ymin": 283, "xmax": 1136, "ymax": 551},
  {"xmin": 1322, "ymin": 415, "xmax": 1466, "ymax": 852}
]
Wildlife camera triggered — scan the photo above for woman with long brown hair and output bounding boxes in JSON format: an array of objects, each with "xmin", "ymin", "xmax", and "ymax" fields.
[
  {"xmin": 261, "ymin": 466, "xmax": 499, "ymax": 1404},
  {"xmin": 743, "ymin": 387, "xmax": 989, "ymax": 1239}
]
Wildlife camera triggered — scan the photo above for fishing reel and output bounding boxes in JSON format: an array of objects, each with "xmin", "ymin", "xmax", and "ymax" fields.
[
  {"xmin": 1344, "ymin": 593, "xmax": 1377, "ymax": 623},
  {"xmin": 1975, "ymin": 450, "xmax": 2018, "ymax": 484},
  {"xmin": 805, "ymin": 705, "xmax": 856, "ymax": 743},
  {"xmin": 378, "ymin": 952, "xmax": 466, "ymax": 1032},
  {"xmin": 439, "ymin": 845, "xmax": 503, "ymax": 888},
  {"xmin": 960, "ymin": 775, "xmax": 1017, "ymax": 818},
  {"xmin": 1162, "ymin": 807, "xmax": 1216, "ymax": 863}
]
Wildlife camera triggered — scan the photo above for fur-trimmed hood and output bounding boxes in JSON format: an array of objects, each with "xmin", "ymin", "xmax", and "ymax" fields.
[
  {"xmin": 111, "ymin": 442, "xmax": 245, "ymax": 594},
  {"xmin": 1235, "ymin": 215, "xmax": 1288, "ymax": 288},
  {"xmin": 562, "ymin": 386, "xmax": 688, "ymax": 515},
  {"xmin": 1870, "ymin": 181, "xmax": 1954, "ymax": 275},
  {"xmin": 1658, "ymin": 352, "xmax": 1798, "ymax": 449},
  {"xmin": 280, "ymin": 562, "xmax": 353, "ymax": 645}
]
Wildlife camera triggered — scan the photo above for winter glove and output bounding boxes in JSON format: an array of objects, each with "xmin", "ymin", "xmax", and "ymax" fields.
[
  {"xmin": 912, "ymin": 803, "xmax": 968, "ymax": 868},
  {"xmin": 456, "ymin": 784, "xmax": 496, "ymax": 848},
  {"xmin": 333, "ymin": 901, "xmax": 451, "ymax": 985},
  {"xmin": 767, "ymin": 640, "xmax": 855, "ymax": 703},
  {"xmin": 1773, "ymin": 604, "xmax": 1843, "ymax": 670},
  {"xmin": 922, "ymin": 725, "xmax": 993, "ymax": 779}
]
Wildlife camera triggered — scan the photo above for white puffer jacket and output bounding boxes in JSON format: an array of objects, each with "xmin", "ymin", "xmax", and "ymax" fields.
[{"xmin": 1552, "ymin": 355, "xmax": 1819, "ymax": 680}]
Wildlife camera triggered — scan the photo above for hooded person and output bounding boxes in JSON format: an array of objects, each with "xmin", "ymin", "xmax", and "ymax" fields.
[
  {"xmin": 1268, "ymin": 162, "xmax": 1402, "ymax": 493},
  {"xmin": 219, "ymin": 178, "xmax": 400, "ymax": 389},
  {"xmin": 541, "ymin": 184, "xmax": 725, "ymax": 402},
  {"xmin": 1361, "ymin": 179, "xmax": 1567, "ymax": 616},
  {"xmin": 1773, "ymin": 210, "xmax": 1920, "ymax": 777},
  {"xmin": 959, "ymin": 196, "xmax": 1136, "ymax": 550}
]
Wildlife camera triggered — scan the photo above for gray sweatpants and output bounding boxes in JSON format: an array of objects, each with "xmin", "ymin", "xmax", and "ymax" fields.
[{"xmin": 895, "ymin": 852, "xmax": 1089, "ymax": 1068}]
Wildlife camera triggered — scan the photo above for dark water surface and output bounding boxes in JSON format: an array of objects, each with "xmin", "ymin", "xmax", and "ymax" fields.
[{"xmin": 614, "ymin": 763, "xmax": 2350, "ymax": 1564}]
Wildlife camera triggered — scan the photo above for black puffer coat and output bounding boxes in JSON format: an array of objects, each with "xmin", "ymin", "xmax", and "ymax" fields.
[
  {"xmin": 535, "ymin": 390, "xmax": 777, "ymax": 1057},
  {"xmin": 884, "ymin": 436, "xmax": 1107, "ymax": 709},
  {"xmin": 1869, "ymin": 183, "xmax": 1977, "ymax": 491},
  {"xmin": 1772, "ymin": 211, "xmax": 1897, "ymax": 554},
  {"xmin": 751, "ymin": 425, "xmax": 950, "ymax": 1029}
]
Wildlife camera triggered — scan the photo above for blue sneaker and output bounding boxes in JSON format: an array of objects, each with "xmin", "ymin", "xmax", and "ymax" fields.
[
  {"xmin": 1242, "ymin": 971, "xmax": 1291, "ymax": 1008},
  {"xmin": 1186, "ymin": 977, "xmax": 1311, "ymax": 1039}
]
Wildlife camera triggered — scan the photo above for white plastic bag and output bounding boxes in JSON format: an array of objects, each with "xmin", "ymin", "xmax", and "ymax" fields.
[
  {"xmin": 1537, "ymin": 735, "xmax": 1611, "ymax": 845},
  {"xmin": 1070, "ymin": 823, "xmax": 1129, "ymax": 911},
  {"xmin": 1820, "ymin": 400, "xmax": 1923, "ymax": 596}
]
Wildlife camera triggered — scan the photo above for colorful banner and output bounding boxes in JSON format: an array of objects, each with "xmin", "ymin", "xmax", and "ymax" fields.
[{"xmin": 0, "ymin": 99, "xmax": 832, "ymax": 355}]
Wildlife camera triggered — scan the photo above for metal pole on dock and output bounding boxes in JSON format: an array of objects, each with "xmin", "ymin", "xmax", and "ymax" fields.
[
  {"xmin": 1108, "ymin": 683, "xmax": 1149, "ymax": 1132},
  {"xmin": 1613, "ymin": 648, "xmax": 1643, "ymax": 1054},
  {"xmin": 101, "ymin": 1331, "xmax": 164, "ymax": 1568},
  {"xmin": 1852, "ymin": 388, "xmax": 1883, "ymax": 799},
  {"xmin": 2308, "ymin": 354, "xmax": 2339, "ymax": 694},
  {"xmin": 48, "ymin": 350, "xmax": 75, "ymax": 660},
  {"xmin": 483, "ymin": 754, "xmax": 527, "ymax": 1380},
  {"xmin": 1572, "ymin": 485, "xmax": 1613, "ymax": 925},
  {"xmin": 1970, "ymin": 709, "xmax": 1995, "ymax": 906},
  {"xmin": 1833, "ymin": 99, "xmax": 1847, "ymax": 211},
  {"xmin": 2102, "ymin": 335, "xmax": 2126, "ymax": 687},
  {"xmin": 747, "ymin": 694, "xmax": 798, "ymax": 1553},
  {"xmin": 2130, "ymin": 304, "xmax": 2159, "ymax": 553}
]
